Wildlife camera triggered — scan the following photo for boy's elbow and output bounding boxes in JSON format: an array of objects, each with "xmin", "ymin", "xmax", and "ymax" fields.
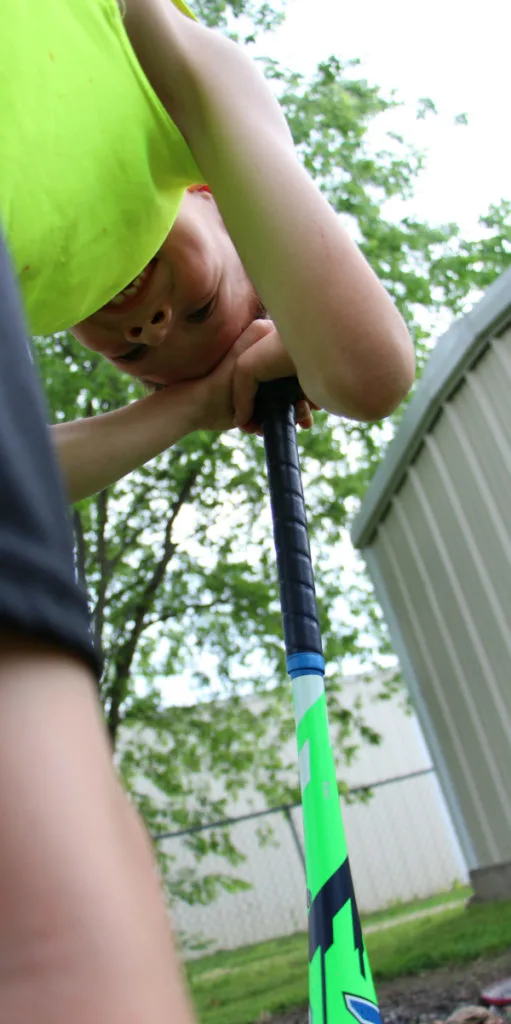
[
  {"xmin": 355, "ymin": 363, "xmax": 415, "ymax": 421},
  {"xmin": 354, "ymin": 338, "xmax": 416, "ymax": 421},
  {"xmin": 310, "ymin": 326, "xmax": 416, "ymax": 423}
]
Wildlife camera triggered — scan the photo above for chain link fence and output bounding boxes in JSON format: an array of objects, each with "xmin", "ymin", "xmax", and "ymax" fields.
[{"xmin": 155, "ymin": 766, "xmax": 468, "ymax": 955}]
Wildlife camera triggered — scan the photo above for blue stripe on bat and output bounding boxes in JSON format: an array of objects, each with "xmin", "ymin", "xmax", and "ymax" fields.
[{"xmin": 287, "ymin": 652, "xmax": 325, "ymax": 677}]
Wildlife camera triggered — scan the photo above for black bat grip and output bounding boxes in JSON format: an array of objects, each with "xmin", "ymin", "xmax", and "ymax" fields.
[{"xmin": 254, "ymin": 378, "xmax": 323, "ymax": 661}]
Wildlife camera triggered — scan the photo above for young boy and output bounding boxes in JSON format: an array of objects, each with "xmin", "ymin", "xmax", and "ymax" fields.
[{"xmin": 0, "ymin": 0, "xmax": 414, "ymax": 1020}]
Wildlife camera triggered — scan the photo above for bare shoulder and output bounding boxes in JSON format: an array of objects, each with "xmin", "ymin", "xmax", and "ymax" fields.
[
  {"xmin": 119, "ymin": 0, "xmax": 247, "ymax": 144},
  {"xmin": 121, "ymin": 0, "xmax": 201, "ymax": 60},
  {"xmin": 121, "ymin": 0, "xmax": 193, "ymax": 58},
  {"xmin": 120, "ymin": 0, "xmax": 193, "ymax": 19},
  {"xmin": 120, "ymin": 0, "xmax": 213, "ymax": 124}
]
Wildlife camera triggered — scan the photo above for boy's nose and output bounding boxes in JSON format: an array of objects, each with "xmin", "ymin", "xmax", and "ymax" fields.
[{"xmin": 124, "ymin": 304, "xmax": 172, "ymax": 346}]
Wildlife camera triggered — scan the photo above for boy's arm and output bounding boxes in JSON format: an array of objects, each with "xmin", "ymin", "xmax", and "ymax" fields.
[
  {"xmin": 123, "ymin": 0, "xmax": 415, "ymax": 421},
  {"xmin": 51, "ymin": 320, "xmax": 312, "ymax": 503},
  {"xmin": 51, "ymin": 392, "xmax": 190, "ymax": 504},
  {"xmin": 51, "ymin": 359, "xmax": 235, "ymax": 503},
  {"xmin": 0, "ymin": 640, "xmax": 196, "ymax": 1024}
]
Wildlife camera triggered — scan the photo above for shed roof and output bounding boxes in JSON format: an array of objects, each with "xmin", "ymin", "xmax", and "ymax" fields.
[{"xmin": 350, "ymin": 266, "xmax": 511, "ymax": 549}]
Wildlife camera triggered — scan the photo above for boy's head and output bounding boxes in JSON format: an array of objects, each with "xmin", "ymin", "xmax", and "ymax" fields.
[{"xmin": 71, "ymin": 187, "xmax": 263, "ymax": 387}]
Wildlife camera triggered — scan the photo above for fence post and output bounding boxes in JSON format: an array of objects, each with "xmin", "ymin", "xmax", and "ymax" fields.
[{"xmin": 283, "ymin": 805, "xmax": 306, "ymax": 876}]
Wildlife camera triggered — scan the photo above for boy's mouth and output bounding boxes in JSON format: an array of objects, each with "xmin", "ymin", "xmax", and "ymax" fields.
[{"xmin": 105, "ymin": 260, "xmax": 158, "ymax": 313}]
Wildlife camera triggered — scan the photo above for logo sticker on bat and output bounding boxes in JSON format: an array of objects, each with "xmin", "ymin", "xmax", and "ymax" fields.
[{"xmin": 344, "ymin": 993, "xmax": 382, "ymax": 1024}]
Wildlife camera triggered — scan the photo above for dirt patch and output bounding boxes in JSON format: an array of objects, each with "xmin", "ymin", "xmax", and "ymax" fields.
[{"xmin": 267, "ymin": 951, "xmax": 511, "ymax": 1024}]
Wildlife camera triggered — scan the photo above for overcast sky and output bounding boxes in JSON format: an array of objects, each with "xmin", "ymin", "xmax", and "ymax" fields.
[{"xmin": 257, "ymin": 0, "xmax": 510, "ymax": 235}]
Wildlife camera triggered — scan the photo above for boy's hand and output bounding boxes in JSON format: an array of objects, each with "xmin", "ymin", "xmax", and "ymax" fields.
[
  {"xmin": 174, "ymin": 320, "xmax": 317, "ymax": 435},
  {"xmin": 178, "ymin": 346, "xmax": 239, "ymax": 433},
  {"xmin": 231, "ymin": 320, "xmax": 316, "ymax": 433}
]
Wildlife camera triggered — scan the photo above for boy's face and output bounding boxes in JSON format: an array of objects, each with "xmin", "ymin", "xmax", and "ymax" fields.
[{"xmin": 71, "ymin": 190, "xmax": 262, "ymax": 387}]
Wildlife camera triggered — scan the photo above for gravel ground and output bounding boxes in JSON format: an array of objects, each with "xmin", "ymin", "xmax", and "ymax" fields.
[{"xmin": 268, "ymin": 951, "xmax": 511, "ymax": 1024}]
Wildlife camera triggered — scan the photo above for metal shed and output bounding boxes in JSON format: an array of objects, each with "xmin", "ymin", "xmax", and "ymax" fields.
[{"xmin": 351, "ymin": 268, "xmax": 511, "ymax": 901}]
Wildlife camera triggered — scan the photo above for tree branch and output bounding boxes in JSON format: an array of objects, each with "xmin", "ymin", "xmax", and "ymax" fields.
[
  {"xmin": 106, "ymin": 464, "xmax": 202, "ymax": 744},
  {"xmin": 142, "ymin": 600, "xmax": 229, "ymax": 630},
  {"xmin": 92, "ymin": 489, "xmax": 110, "ymax": 653},
  {"xmin": 73, "ymin": 509, "xmax": 88, "ymax": 595}
]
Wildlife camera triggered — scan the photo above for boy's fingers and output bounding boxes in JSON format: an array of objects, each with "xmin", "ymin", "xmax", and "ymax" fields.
[
  {"xmin": 295, "ymin": 400, "xmax": 314, "ymax": 430},
  {"xmin": 232, "ymin": 332, "xmax": 297, "ymax": 428},
  {"xmin": 230, "ymin": 319, "xmax": 275, "ymax": 360},
  {"xmin": 241, "ymin": 402, "xmax": 314, "ymax": 434}
]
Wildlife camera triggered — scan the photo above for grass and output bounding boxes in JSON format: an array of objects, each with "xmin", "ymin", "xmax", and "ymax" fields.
[
  {"xmin": 367, "ymin": 900, "xmax": 511, "ymax": 980},
  {"xmin": 361, "ymin": 884, "xmax": 472, "ymax": 928},
  {"xmin": 188, "ymin": 932, "xmax": 308, "ymax": 1024},
  {"xmin": 187, "ymin": 898, "xmax": 511, "ymax": 1024}
]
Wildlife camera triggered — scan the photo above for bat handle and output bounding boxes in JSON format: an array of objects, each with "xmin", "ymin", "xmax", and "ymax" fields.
[{"xmin": 255, "ymin": 378, "xmax": 324, "ymax": 675}]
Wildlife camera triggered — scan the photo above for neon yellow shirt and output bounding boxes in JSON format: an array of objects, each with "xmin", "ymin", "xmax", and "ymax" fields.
[{"xmin": 0, "ymin": 0, "xmax": 203, "ymax": 335}]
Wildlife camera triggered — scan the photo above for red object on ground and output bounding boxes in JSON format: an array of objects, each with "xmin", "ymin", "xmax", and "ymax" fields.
[{"xmin": 480, "ymin": 978, "xmax": 511, "ymax": 1007}]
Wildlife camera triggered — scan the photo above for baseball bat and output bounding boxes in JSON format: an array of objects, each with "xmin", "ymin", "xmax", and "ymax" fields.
[{"xmin": 255, "ymin": 378, "xmax": 381, "ymax": 1024}]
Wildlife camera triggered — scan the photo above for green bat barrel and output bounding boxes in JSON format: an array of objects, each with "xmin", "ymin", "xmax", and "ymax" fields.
[{"xmin": 256, "ymin": 379, "xmax": 381, "ymax": 1024}]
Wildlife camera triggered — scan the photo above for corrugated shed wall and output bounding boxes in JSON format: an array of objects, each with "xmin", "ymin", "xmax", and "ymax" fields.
[{"xmin": 359, "ymin": 325, "xmax": 511, "ymax": 872}]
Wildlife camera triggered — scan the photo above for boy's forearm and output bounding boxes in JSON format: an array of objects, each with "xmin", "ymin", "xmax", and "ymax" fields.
[
  {"xmin": 126, "ymin": 2, "xmax": 415, "ymax": 420},
  {"xmin": 52, "ymin": 388, "xmax": 196, "ymax": 504},
  {"xmin": 0, "ymin": 640, "xmax": 196, "ymax": 1024}
]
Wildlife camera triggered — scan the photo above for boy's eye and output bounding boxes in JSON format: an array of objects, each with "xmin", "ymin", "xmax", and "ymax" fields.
[
  {"xmin": 118, "ymin": 343, "xmax": 147, "ymax": 363},
  {"xmin": 186, "ymin": 297, "xmax": 216, "ymax": 324}
]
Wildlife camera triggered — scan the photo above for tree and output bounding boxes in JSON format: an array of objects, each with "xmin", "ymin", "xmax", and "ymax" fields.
[
  {"xmin": 34, "ymin": 1, "xmax": 511, "ymax": 907},
  {"xmin": 190, "ymin": 0, "xmax": 286, "ymax": 39}
]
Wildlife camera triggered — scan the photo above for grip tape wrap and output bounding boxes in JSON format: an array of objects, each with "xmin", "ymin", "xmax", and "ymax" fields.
[{"xmin": 255, "ymin": 379, "xmax": 323, "ymax": 660}]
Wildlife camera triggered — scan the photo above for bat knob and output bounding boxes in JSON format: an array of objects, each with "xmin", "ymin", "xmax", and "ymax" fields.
[{"xmin": 254, "ymin": 377, "xmax": 304, "ymax": 425}]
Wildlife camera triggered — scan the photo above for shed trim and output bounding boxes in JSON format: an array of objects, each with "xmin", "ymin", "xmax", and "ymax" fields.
[{"xmin": 350, "ymin": 267, "xmax": 511, "ymax": 549}]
